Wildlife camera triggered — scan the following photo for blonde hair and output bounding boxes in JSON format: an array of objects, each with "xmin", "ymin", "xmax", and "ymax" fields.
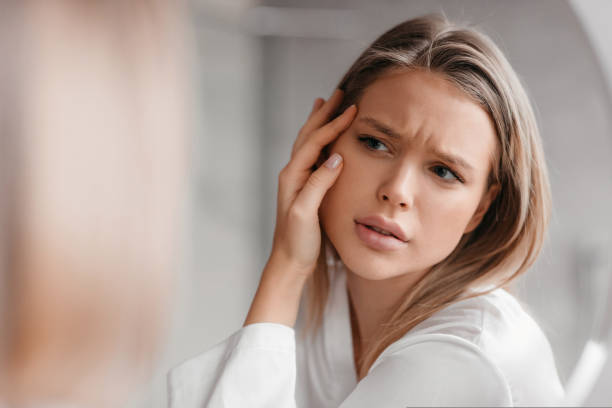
[{"xmin": 304, "ymin": 14, "xmax": 551, "ymax": 379}]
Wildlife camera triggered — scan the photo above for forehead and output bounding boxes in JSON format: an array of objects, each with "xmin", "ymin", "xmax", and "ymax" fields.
[{"xmin": 357, "ymin": 69, "xmax": 498, "ymax": 170}]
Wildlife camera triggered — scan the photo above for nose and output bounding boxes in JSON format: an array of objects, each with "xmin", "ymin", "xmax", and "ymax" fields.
[{"xmin": 377, "ymin": 163, "xmax": 415, "ymax": 210}]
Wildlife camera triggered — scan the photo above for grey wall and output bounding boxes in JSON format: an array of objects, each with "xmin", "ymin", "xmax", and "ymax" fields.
[
  {"xmin": 138, "ymin": 1, "xmax": 612, "ymax": 406},
  {"xmin": 569, "ymin": 1, "xmax": 612, "ymax": 404}
]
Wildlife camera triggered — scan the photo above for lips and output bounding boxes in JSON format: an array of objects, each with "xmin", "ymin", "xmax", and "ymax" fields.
[
  {"xmin": 367, "ymin": 224, "xmax": 397, "ymax": 238},
  {"xmin": 354, "ymin": 215, "xmax": 408, "ymax": 242}
]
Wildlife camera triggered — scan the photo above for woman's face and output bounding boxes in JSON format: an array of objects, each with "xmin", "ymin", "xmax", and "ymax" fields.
[{"xmin": 320, "ymin": 69, "xmax": 499, "ymax": 281}]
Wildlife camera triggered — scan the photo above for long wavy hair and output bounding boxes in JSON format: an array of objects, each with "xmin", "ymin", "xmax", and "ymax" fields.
[{"xmin": 303, "ymin": 14, "xmax": 551, "ymax": 380}]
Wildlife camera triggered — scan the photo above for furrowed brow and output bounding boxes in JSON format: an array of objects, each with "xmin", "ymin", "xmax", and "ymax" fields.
[
  {"xmin": 360, "ymin": 116, "xmax": 475, "ymax": 172},
  {"xmin": 359, "ymin": 117, "xmax": 402, "ymax": 141},
  {"xmin": 431, "ymin": 147, "xmax": 474, "ymax": 172}
]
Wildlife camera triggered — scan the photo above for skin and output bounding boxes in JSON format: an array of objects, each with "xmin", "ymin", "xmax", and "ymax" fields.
[{"xmin": 244, "ymin": 69, "xmax": 500, "ymax": 380}]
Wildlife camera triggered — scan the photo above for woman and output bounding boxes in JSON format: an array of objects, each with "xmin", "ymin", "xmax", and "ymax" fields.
[{"xmin": 170, "ymin": 14, "xmax": 564, "ymax": 407}]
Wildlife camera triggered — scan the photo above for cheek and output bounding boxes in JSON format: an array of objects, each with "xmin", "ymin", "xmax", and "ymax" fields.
[
  {"xmin": 419, "ymin": 190, "xmax": 479, "ymax": 240},
  {"xmin": 320, "ymin": 140, "xmax": 372, "ymax": 225},
  {"xmin": 319, "ymin": 177, "xmax": 350, "ymax": 245},
  {"xmin": 324, "ymin": 137, "xmax": 367, "ymax": 198},
  {"xmin": 320, "ymin": 156, "xmax": 361, "ymax": 216}
]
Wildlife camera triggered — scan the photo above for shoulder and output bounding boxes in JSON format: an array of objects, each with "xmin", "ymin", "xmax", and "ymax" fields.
[
  {"xmin": 365, "ymin": 289, "xmax": 565, "ymax": 406},
  {"xmin": 414, "ymin": 289, "xmax": 560, "ymax": 378},
  {"xmin": 340, "ymin": 335, "xmax": 512, "ymax": 407},
  {"xmin": 403, "ymin": 288, "xmax": 550, "ymax": 354}
]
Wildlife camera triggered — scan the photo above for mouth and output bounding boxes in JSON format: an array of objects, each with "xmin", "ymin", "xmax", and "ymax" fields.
[
  {"xmin": 354, "ymin": 221, "xmax": 408, "ymax": 251},
  {"xmin": 361, "ymin": 223, "xmax": 402, "ymax": 240}
]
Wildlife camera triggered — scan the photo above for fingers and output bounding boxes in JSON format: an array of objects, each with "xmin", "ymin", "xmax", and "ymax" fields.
[
  {"xmin": 292, "ymin": 90, "xmax": 344, "ymax": 157},
  {"xmin": 291, "ymin": 153, "xmax": 343, "ymax": 219},
  {"xmin": 301, "ymin": 89, "xmax": 344, "ymax": 137},
  {"xmin": 278, "ymin": 105, "xmax": 355, "ymax": 210},
  {"xmin": 308, "ymin": 97, "xmax": 325, "ymax": 120},
  {"xmin": 290, "ymin": 104, "xmax": 356, "ymax": 173}
]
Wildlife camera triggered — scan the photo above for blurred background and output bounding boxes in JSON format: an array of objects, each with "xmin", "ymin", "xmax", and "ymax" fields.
[{"xmin": 2, "ymin": 0, "xmax": 612, "ymax": 407}]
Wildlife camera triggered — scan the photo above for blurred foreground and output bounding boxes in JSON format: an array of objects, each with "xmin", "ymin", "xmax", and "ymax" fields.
[{"xmin": 0, "ymin": 1, "xmax": 190, "ymax": 407}]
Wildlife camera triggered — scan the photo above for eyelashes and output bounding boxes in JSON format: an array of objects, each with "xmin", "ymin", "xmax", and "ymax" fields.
[
  {"xmin": 431, "ymin": 165, "xmax": 463, "ymax": 183},
  {"xmin": 356, "ymin": 135, "xmax": 464, "ymax": 183},
  {"xmin": 357, "ymin": 135, "xmax": 389, "ymax": 152}
]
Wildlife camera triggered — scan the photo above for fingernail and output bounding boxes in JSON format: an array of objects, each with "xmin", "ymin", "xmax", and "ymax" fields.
[
  {"xmin": 345, "ymin": 104, "xmax": 356, "ymax": 113},
  {"xmin": 324, "ymin": 153, "xmax": 342, "ymax": 169}
]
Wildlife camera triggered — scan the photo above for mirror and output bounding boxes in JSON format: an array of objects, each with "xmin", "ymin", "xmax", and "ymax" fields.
[{"xmin": 137, "ymin": 0, "xmax": 612, "ymax": 406}]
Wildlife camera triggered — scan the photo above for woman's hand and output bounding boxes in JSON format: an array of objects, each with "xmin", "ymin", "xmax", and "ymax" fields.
[
  {"xmin": 273, "ymin": 90, "xmax": 357, "ymax": 275},
  {"xmin": 244, "ymin": 90, "xmax": 357, "ymax": 327}
]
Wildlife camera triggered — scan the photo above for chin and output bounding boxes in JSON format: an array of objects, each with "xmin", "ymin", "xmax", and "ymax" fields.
[{"xmin": 333, "ymin": 243, "xmax": 410, "ymax": 281}]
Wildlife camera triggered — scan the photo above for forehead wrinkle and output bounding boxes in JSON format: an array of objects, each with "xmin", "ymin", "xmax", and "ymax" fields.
[
  {"xmin": 427, "ymin": 144, "xmax": 475, "ymax": 172},
  {"xmin": 359, "ymin": 116, "xmax": 431, "ymax": 144},
  {"xmin": 358, "ymin": 72, "xmax": 497, "ymax": 180},
  {"xmin": 359, "ymin": 116, "xmax": 402, "ymax": 140},
  {"xmin": 359, "ymin": 115, "xmax": 479, "ymax": 173}
]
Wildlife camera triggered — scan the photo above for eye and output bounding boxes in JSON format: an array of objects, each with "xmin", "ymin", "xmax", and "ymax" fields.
[
  {"xmin": 431, "ymin": 165, "xmax": 463, "ymax": 183},
  {"xmin": 357, "ymin": 135, "xmax": 389, "ymax": 152}
]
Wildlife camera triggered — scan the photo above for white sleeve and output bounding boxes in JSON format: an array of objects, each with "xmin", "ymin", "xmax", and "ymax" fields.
[
  {"xmin": 338, "ymin": 336, "xmax": 513, "ymax": 407},
  {"xmin": 168, "ymin": 322, "xmax": 297, "ymax": 408},
  {"xmin": 169, "ymin": 328, "xmax": 512, "ymax": 408}
]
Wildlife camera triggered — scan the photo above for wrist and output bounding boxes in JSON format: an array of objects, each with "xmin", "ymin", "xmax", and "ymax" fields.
[
  {"xmin": 267, "ymin": 248, "xmax": 314, "ymax": 282},
  {"xmin": 243, "ymin": 251, "xmax": 310, "ymax": 328}
]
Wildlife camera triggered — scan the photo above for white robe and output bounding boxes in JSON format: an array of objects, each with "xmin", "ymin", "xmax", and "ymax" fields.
[{"xmin": 168, "ymin": 262, "xmax": 565, "ymax": 407}]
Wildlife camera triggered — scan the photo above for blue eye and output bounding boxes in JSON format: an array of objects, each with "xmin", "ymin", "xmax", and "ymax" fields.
[
  {"xmin": 432, "ymin": 165, "xmax": 463, "ymax": 183},
  {"xmin": 358, "ymin": 135, "xmax": 389, "ymax": 152}
]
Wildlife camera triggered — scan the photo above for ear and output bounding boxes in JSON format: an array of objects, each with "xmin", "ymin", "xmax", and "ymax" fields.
[{"xmin": 464, "ymin": 183, "xmax": 500, "ymax": 234}]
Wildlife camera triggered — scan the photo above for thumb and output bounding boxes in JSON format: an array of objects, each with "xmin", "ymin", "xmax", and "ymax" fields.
[{"xmin": 293, "ymin": 153, "xmax": 343, "ymax": 216}]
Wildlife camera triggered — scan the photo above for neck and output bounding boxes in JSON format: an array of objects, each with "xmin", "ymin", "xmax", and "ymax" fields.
[{"xmin": 345, "ymin": 266, "xmax": 425, "ymax": 372}]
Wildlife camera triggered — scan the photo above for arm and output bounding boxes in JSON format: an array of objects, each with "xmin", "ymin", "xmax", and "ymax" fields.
[
  {"xmin": 169, "ymin": 91, "xmax": 357, "ymax": 408},
  {"xmin": 242, "ymin": 251, "xmax": 308, "ymax": 329},
  {"xmin": 169, "ymin": 331, "xmax": 513, "ymax": 408},
  {"xmin": 244, "ymin": 90, "xmax": 356, "ymax": 328}
]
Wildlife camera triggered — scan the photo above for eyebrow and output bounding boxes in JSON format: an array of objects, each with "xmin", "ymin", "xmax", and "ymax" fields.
[
  {"xmin": 360, "ymin": 116, "xmax": 403, "ymax": 140},
  {"xmin": 359, "ymin": 116, "xmax": 475, "ymax": 172},
  {"xmin": 430, "ymin": 147, "xmax": 475, "ymax": 172}
]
